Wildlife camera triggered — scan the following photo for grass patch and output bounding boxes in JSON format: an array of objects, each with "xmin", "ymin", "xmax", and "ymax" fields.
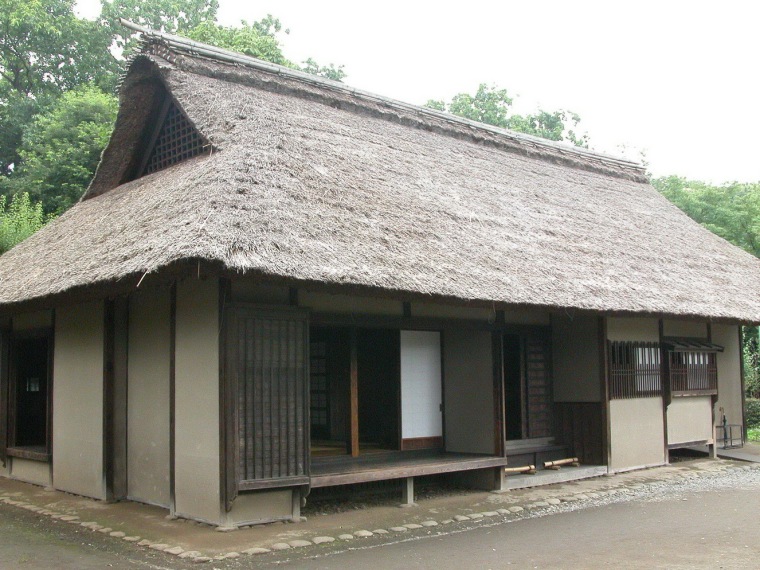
[{"xmin": 747, "ymin": 427, "xmax": 760, "ymax": 442}]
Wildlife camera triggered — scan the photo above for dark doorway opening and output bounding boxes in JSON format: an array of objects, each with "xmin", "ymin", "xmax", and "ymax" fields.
[
  {"xmin": 309, "ymin": 326, "xmax": 400, "ymax": 457},
  {"xmin": 12, "ymin": 336, "xmax": 51, "ymax": 450},
  {"xmin": 504, "ymin": 334, "xmax": 523, "ymax": 441},
  {"xmin": 357, "ymin": 329, "xmax": 399, "ymax": 450},
  {"xmin": 503, "ymin": 330, "xmax": 553, "ymax": 441}
]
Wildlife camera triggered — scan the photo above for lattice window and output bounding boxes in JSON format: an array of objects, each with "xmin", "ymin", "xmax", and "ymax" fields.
[
  {"xmin": 142, "ymin": 102, "xmax": 207, "ymax": 176},
  {"xmin": 608, "ymin": 341, "xmax": 662, "ymax": 399},
  {"xmin": 669, "ymin": 351, "xmax": 718, "ymax": 394}
]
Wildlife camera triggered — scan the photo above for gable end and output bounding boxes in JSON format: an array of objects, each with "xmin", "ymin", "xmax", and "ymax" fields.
[{"xmin": 140, "ymin": 99, "xmax": 209, "ymax": 177}]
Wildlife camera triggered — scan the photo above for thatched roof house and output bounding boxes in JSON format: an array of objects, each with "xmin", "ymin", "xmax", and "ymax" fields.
[
  {"xmin": 0, "ymin": 24, "xmax": 758, "ymax": 322},
  {"xmin": 0, "ymin": 24, "xmax": 755, "ymax": 529}
]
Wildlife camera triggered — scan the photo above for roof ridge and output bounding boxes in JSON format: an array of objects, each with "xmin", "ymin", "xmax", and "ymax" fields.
[{"xmin": 119, "ymin": 19, "xmax": 646, "ymax": 177}]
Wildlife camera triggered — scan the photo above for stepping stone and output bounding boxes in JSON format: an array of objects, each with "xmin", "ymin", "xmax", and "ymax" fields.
[
  {"xmin": 404, "ymin": 523, "xmax": 423, "ymax": 529},
  {"xmin": 338, "ymin": 534, "xmax": 354, "ymax": 540},
  {"xmin": 312, "ymin": 537, "xmax": 335, "ymax": 544},
  {"xmin": 468, "ymin": 513, "xmax": 484, "ymax": 519},
  {"xmin": 243, "ymin": 547, "xmax": 271, "ymax": 554},
  {"xmin": 454, "ymin": 515, "xmax": 470, "ymax": 521},
  {"xmin": 288, "ymin": 540, "xmax": 312, "ymax": 548},
  {"xmin": 354, "ymin": 530, "xmax": 373, "ymax": 537},
  {"xmin": 165, "ymin": 546, "xmax": 184, "ymax": 555},
  {"xmin": 109, "ymin": 531, "xmax": 126, "ymax": 538},
  {"xmin": 123, "ymin": 536, "xmax": 140, "ymax": 542},
  {"xmin": 508, "ymin": 506, "xmax": 523, "ymax": 513},
  {"xmin": 271, "ymin": 543, "xmax": 291, "ymax": 551},
  {"xmin": 547, "ymin": 498, "xmax": 561, "ymax": 505},
  {"xmin": 137, "ymin": 539, "xmax": 152, "ymax": 546},
  {"xmin": 390, "ymin": 527, "xmax": 408, "ymax": 532},
  {"xmin": 148, "ymin": 543, "xmax": 169, "ymax": 551},
  {"xmin": 192, "ymin": 556, "xmax": 212, "ymax": 563},
  {"xmin": 60, "ymin": 515, "xmax": 79, "ymax": 521},
  {"xmin": 482, "ymin": 512, "xmax": 499, "ymax": 517},
  {"xmin": 496, "ymin": 509, "xmax": 510, "ymax": 515},
  {"xmin": 372, "ymin": 529, "xmax": 389, "ymax": 534},
  {"xmin": 441, "ymin": 519, "xmax": 454, "ymax": 524},
  {"xmin": 421, "ymin": 520, "xmax": 438, "ymax": 527},
  {"xmin": 179, "ymin": 551, "xmax": 202, "ymax": 558},
  {"xmin": 98, "ymin": 528, "xmax": 113, "ymax": 534},
  {"xmin": 223, "ymin": 552, "xmax": 240, "ymax": 559}
]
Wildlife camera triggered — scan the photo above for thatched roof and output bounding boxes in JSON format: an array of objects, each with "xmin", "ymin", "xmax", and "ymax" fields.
[{"xmin": 1, "ymin": 25, "xmax": 759, "ymax": 322}]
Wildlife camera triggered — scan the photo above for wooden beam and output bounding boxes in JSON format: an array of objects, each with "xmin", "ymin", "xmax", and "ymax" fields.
[
  {"xmin": 103, "ymin": 299, "xmax": 116, "ymax": 501},
  {"xmin": 598, "ymin": 316, "xmax": 611, "ymax": 468},
  {"xmin": 169, "ymin": 283, "xmax": 177, "ymax": 514},
  {"xmin": 492, "ymin": 331, "xmax": 505, "ymax": 455},
  {"xmin": 350, "ymin": 328, "xmax": 359, "ymax": 458}
]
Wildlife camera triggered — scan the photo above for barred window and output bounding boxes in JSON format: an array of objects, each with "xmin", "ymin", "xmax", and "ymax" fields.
[
  {"xmin": 608, "ymin": 341, "xmax": 661, "ymax": 399},
  {"xmin": 669, "ymin": 351, "xmax": 718, "ymax": 394}
]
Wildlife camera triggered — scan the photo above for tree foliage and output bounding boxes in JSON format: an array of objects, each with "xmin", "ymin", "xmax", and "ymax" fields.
[
  {"xmin": 188, "ymin": 18, "xmax": 290, "ymax": 66},
  {"xmin": 100, "ymin": 0, "xmax": 219, "ymax": 54},
  {"xmin": 651, "ymin": 176, "xmax": 760, "ymax": 258},
  {"xmin": 9, "ymin": 86, "xmax": 118, "ymax": 214},
  {"xmin": 426, "ymin": 83, "xmax": 588, "ymax": 147},
  {"xmin": 0, "ymin": 192, "xmax": 47, "ymax": 253},
  {"xmin": 187, "ymin": 16, "xmax": 347, "ymax": 81}
]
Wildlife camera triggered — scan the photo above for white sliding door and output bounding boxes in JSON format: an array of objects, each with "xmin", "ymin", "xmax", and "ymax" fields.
[{"xmin": 400, "ymin": 331, "xmax": 442, "ymax": 447}]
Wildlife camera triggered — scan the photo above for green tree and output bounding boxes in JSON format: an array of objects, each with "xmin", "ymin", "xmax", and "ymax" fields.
[
  {"xmin": 0, "ymin": 192, "xmax": 47, "ymax": 253},
  {"xmin": 188, "ymin": 19, "xmax": 291, "ymax": 66},
  {"xmin": 0, "ymin": 0, "xmax": 117, "ymax": 177},
  {"xmin": 652, "ymin": 176, "xmax": 760, "ymax": 258},
  {"xmin": 425, "ymin": 83, "xmax": 588, "ymax": 147},
  {"xmin": 10, "ymin": 85, "xmax": 118, "ymax": 214},
  {"xmin": 300, "ymin": 58, "xmax": 346, "ymax": 82},
  {"xmin": 187, "ymin": 17, "xmax": 347, "ymax": 81},
  {"xmin": 99, "ymin": 0, "xmax": 219, "ymax": 53}
]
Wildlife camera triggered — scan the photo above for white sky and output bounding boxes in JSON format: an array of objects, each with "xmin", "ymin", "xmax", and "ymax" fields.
[{"xmin": 76, "ymin": 0, "xmax": 760, "ymax": 183}]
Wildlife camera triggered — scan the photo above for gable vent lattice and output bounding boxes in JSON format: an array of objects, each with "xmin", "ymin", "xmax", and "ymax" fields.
[{"xmin": 142, "ymin": 102, "xmax": 208, "ymax": 176}]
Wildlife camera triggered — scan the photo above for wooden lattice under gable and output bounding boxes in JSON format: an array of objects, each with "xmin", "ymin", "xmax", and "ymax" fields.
[{"xmin": 141, "ymin": 99, "xmax": 209, "ymax": 176}]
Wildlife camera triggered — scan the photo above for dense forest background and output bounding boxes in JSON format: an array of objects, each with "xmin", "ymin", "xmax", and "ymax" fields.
[{"xmin": 2, "ymin": 0, "xmax": 758, "ymax": 416}]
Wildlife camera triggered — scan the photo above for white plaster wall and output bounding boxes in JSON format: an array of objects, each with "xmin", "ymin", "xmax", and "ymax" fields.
[
  {"xmin": 10, "ymin": 457, "xmax": 51, "ymax": 486},
  {"xmin": 713, "ymin": 324, "xmax": 743, "ymax": 428},
  {"xmin": 552, "ymin": 314, "xmax": 601, "ymax": 402},
  {"xmin": 607, "ymin": 317, "xmax": 659, "ymax": 343},
  {"xmin": 443, "ymin": 329, "xmax": 494, "ymax": 454},
  {"xmin": 610, "ymin": 397, "xmax": 665, "ymax": 471},
  {"xmin": 127, "ymin": 287, "xmax": 171, "ymax": 507},
  {"xmin": 301, "ymin": 291, "xmax": 402, "ymax": 315},
  {"xmin": 174, "ymin": 278, "xmax": 221, "ymax": 524},
  {"xmin": 663, "ymin": 320, "xmax": 707, "ymax": 338},
  {"xmin": 52, "ymin": 301, "xmax": 105, "ymax": 499},
  {"xmin": 400, "ymin": 331, "xmax": 442, "ymax": 439},
  {"xmin": 667, "ymin": 396, "xmax": 713, "ymax": 445}
]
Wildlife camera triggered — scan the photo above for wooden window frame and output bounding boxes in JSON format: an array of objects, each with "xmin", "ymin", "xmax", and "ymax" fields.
[
  {"xmin": 608, "ymin": 341, "xmax": 662, "ymax": 400},
  {"xmin": 6, "ymin": 328, "xmax": 54, "ymax": 462},
  {"xmin": 668, "ymin": 350, "xmax": 718, "ymax": 396}
]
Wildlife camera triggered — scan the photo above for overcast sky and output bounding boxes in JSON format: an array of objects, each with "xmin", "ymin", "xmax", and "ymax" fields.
[{"xmin": 77, "ymin": 1, "xmax": 760, "ymax": 184}]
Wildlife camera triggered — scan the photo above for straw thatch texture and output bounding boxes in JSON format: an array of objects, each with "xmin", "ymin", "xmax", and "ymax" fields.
[{"xmin": 1, "ymin": 42, "xmax": 759, "ymax": 322}]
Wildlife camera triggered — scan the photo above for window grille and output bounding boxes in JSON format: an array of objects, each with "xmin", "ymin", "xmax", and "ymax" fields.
[
  {"xmin": 608, "ymin": 341, "xmax": 661, "ymax": 399},
  {"xmin": 142, "ymin": 102, "xmax": 208, "ymax": 176},
  {"xmin": 669, "ymin": 351, "xmax": 718, "ymax": 394}
]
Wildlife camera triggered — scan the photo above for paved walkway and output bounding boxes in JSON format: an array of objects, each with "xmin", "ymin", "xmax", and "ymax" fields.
[
  {"xmin": 716, "ymin": 440, "xmax": 760, "ymax": 462},
  {"xmin": 0, "ymin": 458, "xmax": 755, "ymax": 564}
]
